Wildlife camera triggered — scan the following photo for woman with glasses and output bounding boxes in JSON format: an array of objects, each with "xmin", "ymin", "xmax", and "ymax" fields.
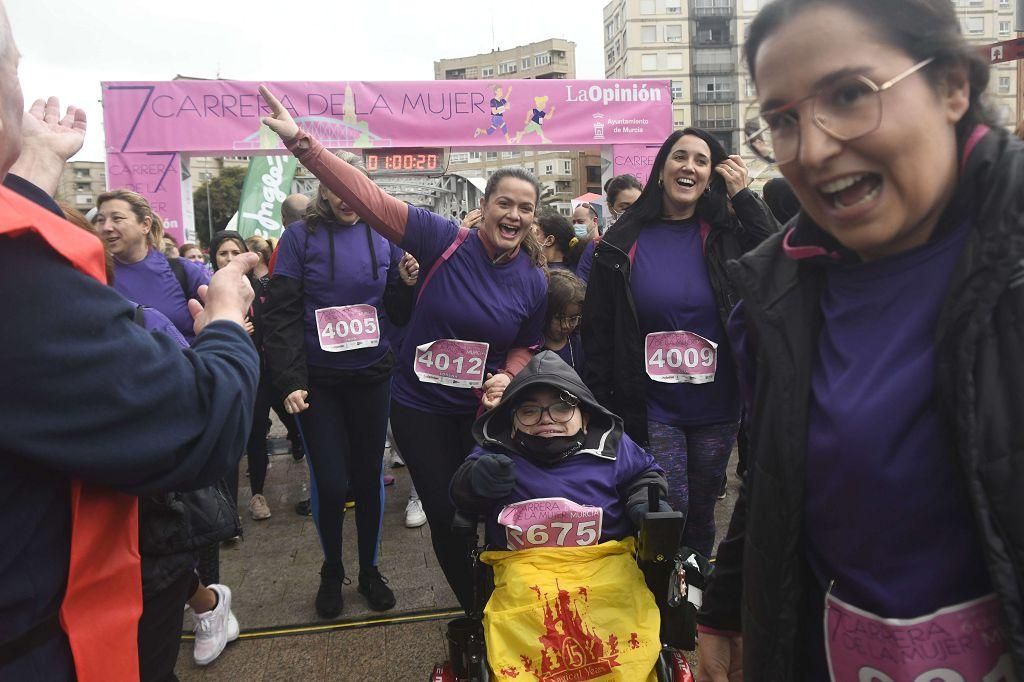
[
  {"xmin": 542, "ymin": 269, "xmax": 586, "ymax": 377},
  {"xmin": 450, "ymin": 351, "xmax": 666, "ymax": 550},
  {"xmin": 582, "ymin": 128, "xmax": 776, "ymax": 561},
  {"xmin": 696, "ymin": 0, "xmax": 1024, "ymax": 679}
]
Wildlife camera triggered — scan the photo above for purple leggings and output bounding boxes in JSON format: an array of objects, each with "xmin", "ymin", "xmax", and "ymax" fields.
[{"xmin": 646, "ymin": 420, "xmax": 738, "ymax": 557}]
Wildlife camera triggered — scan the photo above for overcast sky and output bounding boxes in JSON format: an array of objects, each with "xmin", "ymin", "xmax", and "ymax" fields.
[{"xmin": 8, "ymin": 0, "xmax": 607, "ymax": 161}]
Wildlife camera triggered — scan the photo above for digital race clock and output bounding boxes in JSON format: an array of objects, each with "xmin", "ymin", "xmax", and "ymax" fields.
[{"xmin": 363, "ymin": 148, "xmax": 448, "ymax": 175}]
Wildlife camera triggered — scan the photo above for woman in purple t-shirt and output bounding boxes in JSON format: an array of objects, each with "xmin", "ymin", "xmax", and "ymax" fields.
[
  {"xmin": 95, "ymin": 190, "xmax": 210, "ymax": 343},
  {"xmin": 261, "ymin": 152, "xmax": 404, "ymax": 619},
  {"xmin": 582, "ymin": 128, "xmax": 776, "ymax": 559},
  {"xmin": 259, "ymin": 86, "xmax": 548, "ymax": 610}
]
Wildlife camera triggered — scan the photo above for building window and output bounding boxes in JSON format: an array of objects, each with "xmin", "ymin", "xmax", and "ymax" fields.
[
  {"xmin": 745, "ymin": 78, "xmax": 757, "ymax": 98},
  {"xmin": 522, "ymin": 57, "xmax": 531, "ymax": 70},
  {"xmin": 605, "ymin": 22, "xmax": 615, "ymax": 39},
  {"xmin": 76, "ymin": 194, "xmax": 94, "ymax": 205},
  {"xmin": 587, "ymin": 166, "xmax": 602, "ymax": 183},
  {"xmin": 963, "ymin": 16, "xmax": 984, "ymax": 34},
  {"xmin": 999, "ymin": 0, "xmax": 1010, "ymax": 6},
  {"xmin": 75, "ymin": 181, "xmax": 91, "ymax": 191},
  {"xmin": 694, "ymin": 48, "xmax": 734, "ymax": 73},
  {"xmin": 999, "ymin": 20, "xmax": 1011, "ymax": 35},
  {"xmin": 641, "ymin": 54, "xmax": 658, "ymax": 71},
  {"xmin": 561, "ymin": 160, "xmax": 572, "ymax": 175},
  {"xmin": 640, "ymin": 0, "xmax": 655, "ymax": 14},
  {"xmin": 542, "ymin": 163, "xmax": 555, "ymax": 175},
  {"xmin": 481, "ymin": 66, "xmax": 494, "ymax": 77},
  {"xmin": 671, "ymin": 80, "xmax": 685, "ymax": 100},
  {"xmin": 74, "ymin": 168, "xmax": 90, "ymax": 178},
  {"xmin": 642, "ymin": 25, "xmax": 657, "ymax": 43},
  {"xmin": 665, "ymin": 24, "xmax": 683, "ymax": 42},
  {"xmin": 500, "ymin": 61, "xmax": 517, "ymax": 74},
  {"xmin": 666, "ymin": 0, "xmax": 682, "ymax": 13},
  {"xmin": 667, "ymin": 52, "xmax": 684, "ymax": 69},
  {"xmin": 697, "ymin": 103, "xmax": 736, "ymax": 128},
  {"xmin": 449, "ymin": 152, "xmax": 469, "ymax": 164},
  {"xmin": 470, "ymin": 152, "xmax": 482, "ymax": 160},
  {"xmin": 607, "ymin": 49, "xmax": 616, "ymax": 64},
  {"xmin": 535, "ymin": 53, "xmax": 551, "ymax": 66},
  {"xmin": 999, "ymin": 76, "xmax": 1011, "ymax": 93},
  {"xmin": 698, "ymin": 25, "xmax": 729, "ymax": 44},
  {"xmin": 698, "ymin": 76, "xmax": 734, "ymax": 102},
  {"xmin": 486, "ymin": 152, "xmax": 498, "ymax": 160}
]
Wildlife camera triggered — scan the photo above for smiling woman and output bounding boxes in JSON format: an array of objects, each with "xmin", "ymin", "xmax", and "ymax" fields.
[
  {"xmin": 698, "ymin": 0, "xmax": 1024, "ymax": 679},
  {"xmin": 258, "ymin": 85, "xmax": 548, "ymax": 612},
  {"xmin": 581, "ymin": 127, "xmax": 778, "ymax": 560}
]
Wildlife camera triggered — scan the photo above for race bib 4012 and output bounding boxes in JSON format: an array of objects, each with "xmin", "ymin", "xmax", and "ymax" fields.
[{"xmin": 414, "ymin": 339, "xmax": 489, "ymax": 389}]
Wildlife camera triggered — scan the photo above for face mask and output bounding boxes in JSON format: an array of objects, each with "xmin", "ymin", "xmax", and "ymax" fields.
[
  {"xmin": 514, "ymin": 428, "xmax": 585, "ymax": 464},
  {"xmin": 573, "ymin": 223, "xmax": 589, "ymax": 239}
]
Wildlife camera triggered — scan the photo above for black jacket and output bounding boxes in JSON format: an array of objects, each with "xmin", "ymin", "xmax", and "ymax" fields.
[
  {"xmin": 581, "ymin": 188, "xmax": 777, "ymax": 445},
  {"xmin": 700, "ymin": 127, "xmax": 1024, "ymax": 677}
]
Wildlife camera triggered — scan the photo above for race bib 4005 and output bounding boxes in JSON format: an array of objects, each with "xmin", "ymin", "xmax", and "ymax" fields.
[
  {"xmin": 497, "ymin": 497, "xmax": 604, "ymax": 551},
  {"xmin": 644, "ymin": 331, "xmax": 717, "ymax": 384},
  {"xmin": 315, "ymin": 304, "xmax": 380, "ymax": 352},
  {"xmin": 414, "ymin": 339, "xmax": 489, "ymax": 389}
]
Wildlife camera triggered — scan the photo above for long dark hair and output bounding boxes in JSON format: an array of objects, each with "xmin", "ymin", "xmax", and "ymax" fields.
[
  {"xmin": 536, "ymin": 211, "xmax": 584, "ymax": 266},
  {"xmin": 744, "ymin": 0, "xmax": 994, "ymax": 141},
  {"xmin": 611, "ymin": 128, "xmax": 730, "ymax": 233},
  {"xmin": 483, "ymin": 168, "xmax": 546, "ymax": 267}
]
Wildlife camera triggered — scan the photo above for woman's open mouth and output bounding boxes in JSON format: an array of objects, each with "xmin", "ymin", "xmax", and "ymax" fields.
[
  {"xmin": 498, "ymin": 222, "xmax": 520, "ymax": 240},
  {"xmin": 819, "ymin": 172, "xmax": 882, "ymax": 211}
]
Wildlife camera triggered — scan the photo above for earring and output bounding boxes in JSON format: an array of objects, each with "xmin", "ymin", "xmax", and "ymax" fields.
[{"xmin": 658, "ymin": 177, "xmax": 664, "ymax": 188}]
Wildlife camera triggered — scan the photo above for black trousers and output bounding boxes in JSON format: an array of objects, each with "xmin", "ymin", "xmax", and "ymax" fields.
[
  {"xmin": 389, "ymin": 401, "xmax": 477, "ymax": 610},
  {"xmin": 296, "ymin": 375, "xmax": 390, "ymax": 570},
  {"xmin": 137, "ymin": 570, "xmax": 197, "ymax": 682}
]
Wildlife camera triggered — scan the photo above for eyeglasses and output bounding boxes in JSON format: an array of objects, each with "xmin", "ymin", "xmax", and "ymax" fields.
[
  {"xmin": 514, "ymin": 401, "xmax": 577, "ymax": 426},
  {"xmin": 554, "ymin": 314, "xmax": 582, "ymax": 327},
  {"xmin": 744, "ymin": 58, "xmax": 934, "ymax": 166}
]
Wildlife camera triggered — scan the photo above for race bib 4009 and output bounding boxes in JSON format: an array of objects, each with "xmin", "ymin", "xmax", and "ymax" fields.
[
  {"xmin": 644, "ymin": 331, "xmax": 717, "ymax": 384},
  {"xmin": 825, "ymin": 592, "xmax": 1013, "ymax": 682},
  {"xmin": 498, "ymin": 498, "xmax": 604, "ymax": 551},
  {"xmin": 414, "ymin": 339, "xmax": 489, "ymax": 389},
  {"xmin": 315, "ymin": 304, "xmax": 380, "ymax": 353}
]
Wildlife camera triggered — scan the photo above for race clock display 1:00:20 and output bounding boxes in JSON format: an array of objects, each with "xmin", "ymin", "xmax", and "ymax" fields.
[{"xmin": 363, "ymin": 148, "xmax": 448, "ymax": 175}]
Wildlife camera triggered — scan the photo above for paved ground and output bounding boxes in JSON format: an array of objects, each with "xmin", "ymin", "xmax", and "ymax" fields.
[{"xmin": 175, "ymin": 433, "xmax": 739, "ymax": 680}]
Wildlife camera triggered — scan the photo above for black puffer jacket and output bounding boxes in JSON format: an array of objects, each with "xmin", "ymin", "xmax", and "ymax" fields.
[
  {"xmin": 581, "ymin": 188, "xmax": 777, "ymax": 445},
  {"xmin": 700, "ymin": 127, "xmax": 1024, "ymax": 677}
]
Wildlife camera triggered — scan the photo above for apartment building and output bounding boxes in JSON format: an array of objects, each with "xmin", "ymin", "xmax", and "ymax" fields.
[
  {"xmin": 434, "ymin": 39, "xmax": 602, "ymax": 215},
  {"xmin": 57, "ymin": 161, "xmax": 106, "ymax": 214},
  {"xmin": 605, "ymin": 0, "xmax": 1020, "ymax": 175}
]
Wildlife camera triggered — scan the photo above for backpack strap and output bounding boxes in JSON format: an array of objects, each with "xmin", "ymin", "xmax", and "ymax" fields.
[
  {"xmin": 416, "ymin": 226, "xmax": 471, "ymax": 304},
  {"xmin": 165, "ymin": 255, "xmax": 191, "ymax": 301}
]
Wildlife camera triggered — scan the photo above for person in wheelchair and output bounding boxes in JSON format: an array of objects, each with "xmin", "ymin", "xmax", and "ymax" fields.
[{"xmin": 451, "ymin": 350, "xmax": 669, "ymax": 548}]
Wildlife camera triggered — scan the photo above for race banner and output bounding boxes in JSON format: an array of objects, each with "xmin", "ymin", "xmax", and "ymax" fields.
[{"xmin": 101, "ymin": 80, "xmax": 673, "ymax": 154}]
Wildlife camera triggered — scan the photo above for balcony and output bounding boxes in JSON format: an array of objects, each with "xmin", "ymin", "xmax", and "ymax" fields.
[
  {"xmin": 696, "ymin": 118, "xmax": 737, "ymax": 129},
  {"xmin": 693, "ymin": 62, "xmax": 735, "ymax": 75},
  {"xmin": 693, "ymin": 3, "xmax": 733, "ymax": 19},
  {"xmin": 697, "ymin": 90, "xmax": 735, "ymax": 103}
]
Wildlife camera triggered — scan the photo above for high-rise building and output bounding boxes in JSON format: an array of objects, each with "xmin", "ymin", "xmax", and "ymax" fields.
[
  {"xmin": 605, "ymin": 0, "xmax": 1019, "ymax": 175},
  {"xmin": 57, "ymin": 161, "xmax": 106, "ymax": 215},
  {"xmin": 435, "ymin": 39, "xmax": 602, "ymax": 216}
]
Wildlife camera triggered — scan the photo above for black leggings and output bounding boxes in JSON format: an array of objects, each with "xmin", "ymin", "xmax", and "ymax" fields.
[
  {"xmin": 296, "ymin": 376, "xmax": 389, "ymax": 570},
  {"xmin": 137, "ymin": 569, "xmax": 197, "ymax": 682},
  {"xmin": 389, "ymin": 401, "xmax": 476, "ymax": 609}
]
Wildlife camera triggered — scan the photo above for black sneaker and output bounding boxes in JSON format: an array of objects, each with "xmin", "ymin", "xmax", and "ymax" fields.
[
  {"xmin": 295, "ymin": 498, "xmax": 312, "ymax": 516},
  {"xmin": 358, "ymin": 567, "xmax": 396, "ymax": 611},
  {"xmin": 316, "ymin": 561, "xmax": 346, "ymax": 618}
]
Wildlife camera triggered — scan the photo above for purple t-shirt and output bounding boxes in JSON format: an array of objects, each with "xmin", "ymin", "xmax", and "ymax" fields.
[
  {"xmin": 141, "ymin": 306, "xmax": 188, "ymax": 349},
  {"xmin": 392, "ymin": 207, "xmax": 547, "ymax": 415},
  {"xmin": 804, "ymin": 222, "xmax": 992, "ymax": 618},
  {"xmin": 631, "ymin": 221, "xmax": 739, "ymax": 426},
  {"xmin": 273, "ymin": 220, "xmax": 402, "ymax": 371},
  {"xmin": 465, "ymin": 433, "xmax": 659, "ymax": 548},
  {"xmin": 575, "ymin": 239, "xmax": 596, "ymax": 283},
  {"xmin": 546, "ymin": 333, "xmax": 584, "ymax": 378},
  {"xmin": 113, "ymin": 250, "xmax": 210, "ymax": 344}
]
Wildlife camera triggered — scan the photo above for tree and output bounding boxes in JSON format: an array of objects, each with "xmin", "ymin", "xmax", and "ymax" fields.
[{"xmin": 193, "ymin": 166, "xmax": 247, "ymax": 249}]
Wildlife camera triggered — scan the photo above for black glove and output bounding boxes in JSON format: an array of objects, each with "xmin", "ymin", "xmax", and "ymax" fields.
[
  {"xmin": 469, "ymin": 453, "xmax": 516, "ymax": 499},
  {"xmin": 627, "ymin": 499, "xmax": 672, "ymax": 528}
]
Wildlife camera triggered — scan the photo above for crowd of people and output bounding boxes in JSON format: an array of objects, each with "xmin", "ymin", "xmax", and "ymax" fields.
[{"xmin": 1, "ymin": 0, "xmax": 1023, "ymax": 679}]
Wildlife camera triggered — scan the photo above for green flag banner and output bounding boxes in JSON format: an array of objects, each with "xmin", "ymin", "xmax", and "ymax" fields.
[{"xmin": 235, "ymin": 154, "xmax": 299, "ymax": 240}]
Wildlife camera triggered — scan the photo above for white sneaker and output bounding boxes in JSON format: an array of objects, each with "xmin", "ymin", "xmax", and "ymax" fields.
[
  {"xmin": 248, "ymin": 493, "xmax": 271, "ymax": 520},
  {"xmin": 405, "ymin": 497, "xmax": 427, "ymax": 528},
  {"xmin": 193, "ymin": 584, "xmax": 237, "ymax": 666}
]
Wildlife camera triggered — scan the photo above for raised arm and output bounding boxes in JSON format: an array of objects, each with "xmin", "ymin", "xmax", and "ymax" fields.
[{"xmin": 259, "ymin": 86, "xmax": 408, "ymax": 243}]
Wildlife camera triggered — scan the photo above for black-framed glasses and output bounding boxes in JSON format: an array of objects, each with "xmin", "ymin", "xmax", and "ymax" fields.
[
  {"xmin": 514, "ymin": 401, "xmax": 577, "ymax": 426},
  {"xmin": 744, "ymin": 58, "xmax": 934, "ymax": 165},
  {"xmin": 554, "ymin": 314, "xmax": 582, "ymax": 327}
]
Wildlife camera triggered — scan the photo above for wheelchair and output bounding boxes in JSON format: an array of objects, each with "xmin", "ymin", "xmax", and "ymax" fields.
[{"xmin": 430, "ymin": 486, "xmax": 709, "ymax": 682}]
